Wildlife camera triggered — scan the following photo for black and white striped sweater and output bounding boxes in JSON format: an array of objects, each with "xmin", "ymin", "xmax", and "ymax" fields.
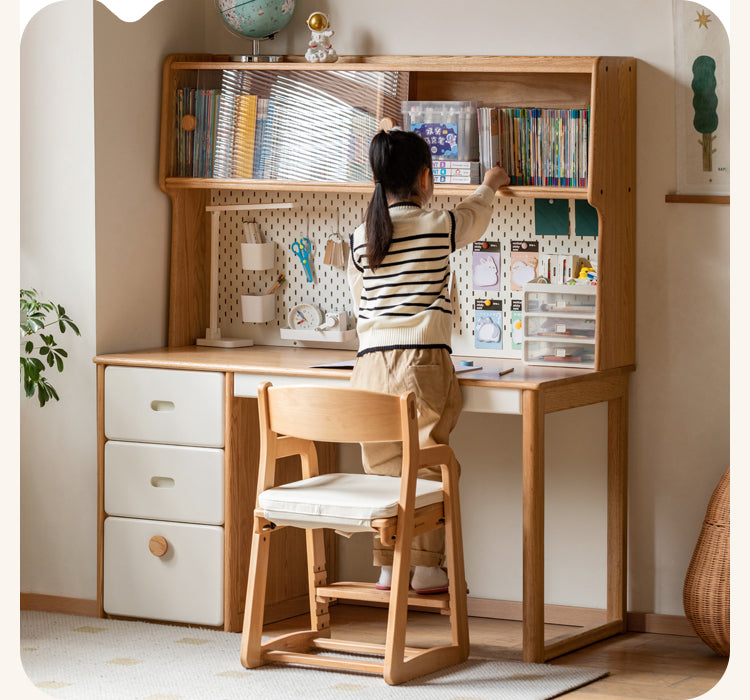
[{"xmin": 348, "ymin": 184, "xmax": 495, "ymax": 356}]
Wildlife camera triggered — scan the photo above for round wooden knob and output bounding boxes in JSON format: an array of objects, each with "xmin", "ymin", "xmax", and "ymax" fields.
[
  {"xmin": 181, "ymin": 114, "xmax": 196, "ymax": 132},
  {"xmin": 149, "ymin": 535, "xmax": 168, "ymax": 557}
]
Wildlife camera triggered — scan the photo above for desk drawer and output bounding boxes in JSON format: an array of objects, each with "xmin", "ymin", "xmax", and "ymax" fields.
[
  {"xmin": 104, "ymin": 367, "xmax": 224, "ymax": 447},
  {"xmin": 103, "ymin": 517, "xmax": 224, "ymax": 626},
  {"xmin": 104, "ymin": 441, "xmax": 224, "ymax": 525}
]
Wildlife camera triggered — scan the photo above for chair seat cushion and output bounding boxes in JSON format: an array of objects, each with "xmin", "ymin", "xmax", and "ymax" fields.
[{"xmin": 258, "ymin": 473, "xmax": 444, "ymax": 532}]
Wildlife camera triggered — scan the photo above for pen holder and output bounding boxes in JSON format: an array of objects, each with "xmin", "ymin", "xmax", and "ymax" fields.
[
  {"xmin": 241, "ymin": 294, "xmax": 275, "ymax": 323},
  {"xmin": 241, "ymin": 242, "xmax": 275, "ymax": 271}
]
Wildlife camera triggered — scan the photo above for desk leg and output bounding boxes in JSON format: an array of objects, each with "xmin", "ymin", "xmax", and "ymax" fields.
[
  {"xmin": 607, "ymin": 389, "xmax": 628, "ymax": 629},
  {"xmin": 522, "ymin": 389, "xmax": 545, "ymax": 663}
]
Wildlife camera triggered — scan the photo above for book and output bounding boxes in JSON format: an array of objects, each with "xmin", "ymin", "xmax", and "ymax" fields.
[
  {"xmin": 481, "ymin": 106, "xmax": 589, "ymax": 187},
  {"xmin": 232, "ymin": 94, "xmax": 257, "ymax": 178},
  {"xmin": 433, "ymin": 159, "xmax": 479, "ymax": 173},
  {"xmin": 185, "ymin": 88, "xmax": 220, "ymax": 178},
  {"xmin": 252, "ymin": 97, "xmax": 269, "ymax": 178}
]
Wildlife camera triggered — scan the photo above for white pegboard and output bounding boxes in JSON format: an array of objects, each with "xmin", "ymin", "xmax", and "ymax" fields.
[{"xmin": 212, "ymin": 190, "xmax": 597, "ymax": 357}]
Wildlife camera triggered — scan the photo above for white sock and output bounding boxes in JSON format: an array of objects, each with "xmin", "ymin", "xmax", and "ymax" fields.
[
  {"xmin": 376, "ymin": 565, "xmax": 417, "ymax": 588},
  {"xmin": 376, "ymin": 565, "xmax": 392, "ymax": 588},
  {"xmin": 411, "ymin": 566, "xmax": 448, "ymax": 591}
]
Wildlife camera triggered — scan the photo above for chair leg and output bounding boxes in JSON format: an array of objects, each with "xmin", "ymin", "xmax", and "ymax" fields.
[
  {"xmin": 306, "ymin": 529, "xmax": 330, "ymax": 634},
  {"xmin": 240, "ymin": 528, "xmax": 271, "ymax": 668},
  {"xmin": 383, "ymin": 497, "xmax": 415, "ymax": 685},
  {"xmin": 443, "ymin": 457, "xmax": 470, "ymax": 657}
]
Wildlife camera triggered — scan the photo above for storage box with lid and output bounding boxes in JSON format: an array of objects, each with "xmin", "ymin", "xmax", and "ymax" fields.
[{"xmin": 401, "ymin": 101, "xmax": 479, "ymax": 161}]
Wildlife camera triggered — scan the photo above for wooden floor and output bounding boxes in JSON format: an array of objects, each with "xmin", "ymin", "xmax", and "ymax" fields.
[{"xmin": 264, "ymin": 605, "xmax": 729, "ymax": 699}]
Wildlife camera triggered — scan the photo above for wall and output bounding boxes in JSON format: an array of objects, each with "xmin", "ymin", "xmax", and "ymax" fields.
[
  {"xmin": 19, "ymin": 0, "xmax": 730, "ymax": 617},
  {"xmin": 19, "ymin": 0, "xmax": 206, "ymax": 600},
  {"xmin": 20, "ymin": 0, "xmax": 97, "ymax": 600},
  {"xmin": 94, "ymin": 0, "xmax": 205, "ymax": 353}
]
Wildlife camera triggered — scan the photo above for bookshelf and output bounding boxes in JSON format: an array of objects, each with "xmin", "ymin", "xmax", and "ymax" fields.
[{"xmin": 159, "ymin": 54, "xmax": 635, "ymax": 371}]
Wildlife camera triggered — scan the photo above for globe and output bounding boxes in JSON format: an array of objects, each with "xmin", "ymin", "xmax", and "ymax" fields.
[{"xmin": 216, "ymin": 0, "xmax": 296, "ymax": 41}]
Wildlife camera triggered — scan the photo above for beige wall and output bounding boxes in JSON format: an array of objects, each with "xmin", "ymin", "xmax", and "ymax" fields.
[
  {"xmin": 20, "ymin": 0, "xmax": 731, "ymax": 618},
  {"xmin": 94, "ymin": 0, "xmax": 204, "ymax": 353},
  {"xmin": 20, "ymin": 0, "xmax": 97, "ymax": 600}
]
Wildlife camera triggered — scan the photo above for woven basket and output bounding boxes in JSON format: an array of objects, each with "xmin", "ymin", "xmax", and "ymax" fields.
[{"xmin": 683, "ymin": 468, "xmax": 730, "ymax": 656}]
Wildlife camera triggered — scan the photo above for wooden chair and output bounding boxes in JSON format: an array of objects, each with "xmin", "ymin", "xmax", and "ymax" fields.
[{"xmin": 240, "ymin": 382, "xmax": 469, "ymax": 685}]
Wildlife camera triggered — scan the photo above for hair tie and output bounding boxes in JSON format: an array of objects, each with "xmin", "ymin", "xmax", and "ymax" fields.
[{"xmin": 374, "ymin": 180, "xmax": 382, "ymax": 186}]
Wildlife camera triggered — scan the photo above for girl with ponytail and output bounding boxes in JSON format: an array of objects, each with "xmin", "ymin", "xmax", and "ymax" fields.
[{"xmin": 348, "ymin": 126, "xmax": 509, "ymax": 594}]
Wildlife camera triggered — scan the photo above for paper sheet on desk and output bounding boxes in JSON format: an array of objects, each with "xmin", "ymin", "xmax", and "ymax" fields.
[{"xmin": 310, "ymin": 359, "xmax": 483, "ymax": 373}]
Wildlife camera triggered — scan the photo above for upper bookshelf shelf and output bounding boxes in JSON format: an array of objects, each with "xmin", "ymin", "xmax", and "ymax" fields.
[
  {"xmin": 159, "ymin": 54, "xmax": 621, "ymax": 202},
  {"xmin": 163, "ymin": 176, "xmax": 590, "ymax": 200}
]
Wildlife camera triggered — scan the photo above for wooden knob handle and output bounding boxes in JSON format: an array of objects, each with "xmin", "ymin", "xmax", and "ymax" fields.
[
  {"xmin": 149, "ymin": 535, "xmax": 168, "ymax": 557},
  {"xmin": 181, "ymin": 114, "xmax": 196, "ymax": 132}
]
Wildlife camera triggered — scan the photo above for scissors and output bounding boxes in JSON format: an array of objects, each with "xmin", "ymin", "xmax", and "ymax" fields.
[{"xmin": 291, "ymin": 237, "xmax": 314, "ymax": 282}]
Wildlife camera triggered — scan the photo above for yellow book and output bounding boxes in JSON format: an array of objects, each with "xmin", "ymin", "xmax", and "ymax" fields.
[{"xmin": 233, "ymin": 94, "xmax": 257, "ymax": 178}]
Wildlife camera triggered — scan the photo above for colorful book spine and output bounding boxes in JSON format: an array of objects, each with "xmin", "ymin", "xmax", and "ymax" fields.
[
  {"xmin": 232, "ymin": 94, "xmax": 257, "ymax": 179},
  {"xmin": 482, "ymin": 106, "xmax": 589, "ymax": 188}
]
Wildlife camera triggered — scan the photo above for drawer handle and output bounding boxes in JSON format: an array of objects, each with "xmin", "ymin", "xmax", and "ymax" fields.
[
  {"xmin": 150, "ymin": 400, "xmax": 175, "ymax": 412},
  {"xmin": 149, "ymin": 535, "xmax": 169, "ymax": 557},
  {"xmin": 150, "ymin": 476, "xmax": 175, "ymax": 488}
]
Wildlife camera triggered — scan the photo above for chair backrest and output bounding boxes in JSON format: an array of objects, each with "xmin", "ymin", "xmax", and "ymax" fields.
[{"xmin": 259, "ymin": 383, "xmax": 417, "ymax": 445}]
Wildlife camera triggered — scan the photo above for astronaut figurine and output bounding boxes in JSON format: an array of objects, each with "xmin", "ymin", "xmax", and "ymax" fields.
[{"xmin": 304, "ymin": 12, "xmax": 338, "ymax": 63}]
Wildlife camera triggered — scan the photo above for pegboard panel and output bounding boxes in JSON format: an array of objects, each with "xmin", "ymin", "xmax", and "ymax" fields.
[
  {"xmin": 214, "ymin": 189, "xmax": 367, "ymax": 350},
  {"xmin": 445, "ymin": 196, "xmax": 597, "ymax": 357},
  {"xmin": 211, "ymin": 190, "xmax": 597, "ymax": 357}
]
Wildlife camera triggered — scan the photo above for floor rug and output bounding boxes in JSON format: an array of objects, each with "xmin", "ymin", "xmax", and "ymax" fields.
[{"xmin": 20, "ymin": 612, "xmax": 607, "ymax": 700}]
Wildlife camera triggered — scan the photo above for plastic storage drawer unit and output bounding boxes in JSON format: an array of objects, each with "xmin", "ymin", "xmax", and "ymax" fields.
[{"xmin": 522, "ymin": 283, "xmax": 597, "ymax": 368}]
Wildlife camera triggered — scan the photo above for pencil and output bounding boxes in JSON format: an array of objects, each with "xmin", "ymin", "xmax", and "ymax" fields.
[{"xmin": 498, "ymin": 367, "xmax": 514, "ymax": 377}]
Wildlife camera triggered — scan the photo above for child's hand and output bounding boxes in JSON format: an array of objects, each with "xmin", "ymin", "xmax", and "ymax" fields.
[{"xmin": 482, "ymin": 165, "xmax": 511, "ymax": 192}]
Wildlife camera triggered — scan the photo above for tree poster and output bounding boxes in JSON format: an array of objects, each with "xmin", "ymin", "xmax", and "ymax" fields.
[{"xmin": 673, "ymin": 2, "xmax": 729, "ymax": 195}]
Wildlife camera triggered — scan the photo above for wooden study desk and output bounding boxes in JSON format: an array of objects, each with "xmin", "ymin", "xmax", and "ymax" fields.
[{"xmin": 95, "ymin": 345, "xmax": 632, "ymax": 663}]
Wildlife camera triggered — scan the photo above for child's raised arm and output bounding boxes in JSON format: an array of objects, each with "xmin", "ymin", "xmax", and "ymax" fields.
[{"xmin": 452, "ymin": 166, "xmax": 510, "ymax": 249}]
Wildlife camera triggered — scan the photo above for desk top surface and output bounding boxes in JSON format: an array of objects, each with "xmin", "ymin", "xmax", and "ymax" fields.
[{"xmin": 94, "ymin": 346, "xmax": 633, "ymax": 391}]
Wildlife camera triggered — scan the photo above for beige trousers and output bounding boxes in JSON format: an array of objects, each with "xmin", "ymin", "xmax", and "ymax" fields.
[{"xmin": 349, "ymin": 348, "xmax": 463, "ymax": 567}]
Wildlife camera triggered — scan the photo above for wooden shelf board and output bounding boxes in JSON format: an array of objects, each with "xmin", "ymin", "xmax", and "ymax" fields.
[
  {"xmin": 665, "ymin": 194, "xmax": 729, "ymax": 205},
  {"xmin": 170, "ymin": 55, "xmax": 599, "ymax": 74},
  {"xmin": 163, "ymin": 178, "xmax": 589, "ymax": 200}
]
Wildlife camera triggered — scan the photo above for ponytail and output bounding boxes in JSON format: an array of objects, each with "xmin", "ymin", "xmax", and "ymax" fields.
[
  {"xmin": 364, "ymin": 179, "xmax": 392, "ymax": 270},
  {"xmin": 364, "ymin": 129, "xmax": 432, "ymax": 270}
]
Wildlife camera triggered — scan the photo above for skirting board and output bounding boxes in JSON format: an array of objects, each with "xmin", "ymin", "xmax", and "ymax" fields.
[
  {"xmin": 20, "ymin": 593, "xmax": 98, "ymax": 618},
  {"xmin": 20, "ymin": 593, "xmax": 697, "ymax": 638}
]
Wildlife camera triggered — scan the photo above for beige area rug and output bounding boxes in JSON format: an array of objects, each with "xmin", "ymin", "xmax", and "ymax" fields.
[{"xmin": 20, "ymin": 612, "xmax": 607, "ymax": 700}]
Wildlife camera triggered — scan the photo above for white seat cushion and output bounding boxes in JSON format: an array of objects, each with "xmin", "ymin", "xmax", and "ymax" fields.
[{"xmin": 258, "ymin": 473, "xmax": 444, "ymax": 532}]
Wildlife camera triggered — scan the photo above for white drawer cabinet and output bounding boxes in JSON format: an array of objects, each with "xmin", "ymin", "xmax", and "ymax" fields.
[
  {"xmin": 102, "ymin": 366, "xmax": 227, "ymax": 627},
  {"xmin": 103, "ymin": 517, "xmax": 224, "ymax": 626},
  {"xmin": 104, "ymin": 441, "xmax": 224, "ymax": 525}
]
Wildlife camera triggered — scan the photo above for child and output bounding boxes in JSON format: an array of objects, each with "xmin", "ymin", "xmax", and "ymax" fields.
[{"xmin": 347, "ymin": 127, "xmax": 509, "ymax": 593}]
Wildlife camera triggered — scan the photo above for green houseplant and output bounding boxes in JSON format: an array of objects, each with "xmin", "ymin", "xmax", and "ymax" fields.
[{"xmin": 20, "ymin": 288, "xmax": 80, "ymax": 407}]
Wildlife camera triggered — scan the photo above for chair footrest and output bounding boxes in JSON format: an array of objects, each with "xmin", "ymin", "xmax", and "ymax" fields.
[{"xmin": 316, "ymin": 581, "xmax": 450, "ymax": 610}]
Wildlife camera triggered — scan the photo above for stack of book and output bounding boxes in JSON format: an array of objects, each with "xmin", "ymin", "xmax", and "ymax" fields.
[
  {"xmin": 175, "ymin": 70, "xmax": 382, "ymax": 182},
  {"xmin": 175, "ymin": 88, "xmax": 220, "ymax": 178},
  {"xmin": 477, "ymin": 107, "xmax": 590, "ymax": 187},
  {"xmin": 432, "ymin": 159, "xmax": 480, "ymax": 184}
]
